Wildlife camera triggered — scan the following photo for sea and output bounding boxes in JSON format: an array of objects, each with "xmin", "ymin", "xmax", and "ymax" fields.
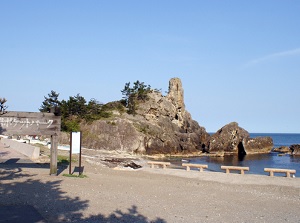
[{"xmin": 168, "ymin": 133, "xmax": 300, "ymax": 177}]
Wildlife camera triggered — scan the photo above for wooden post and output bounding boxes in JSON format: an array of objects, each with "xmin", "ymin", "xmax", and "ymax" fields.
[
  {"xmin": 50, "ymin": 133, "xmax": 58, "ymax": 175},
  {"xmin": 79, "ymin": 131, "xmax": 82, "ymax": 175}
]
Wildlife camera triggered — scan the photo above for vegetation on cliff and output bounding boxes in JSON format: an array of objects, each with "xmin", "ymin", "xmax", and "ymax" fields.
[
  {"xmin": 121, "ymin": 80, "xmax": 152, "ymax": 115},
  {"xmin": 39, "ymin": 80, "xmax": 152, "ymax": 132},
  {"xmin": 49, "ymin": 78, "xmax": 210, "ymax": 155}
]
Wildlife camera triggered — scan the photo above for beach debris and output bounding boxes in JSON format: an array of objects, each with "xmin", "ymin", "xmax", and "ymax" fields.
[
  {"xmin": 102, "ymin": 158, "xmax": 142, "ymax": 169},
  {"xmin": 103, "ymin": 158, "xmax": 122, "ymax": 164},
  {"xmin": 124, "ymin": 162, "xmax": 142, "ymax": 169}
]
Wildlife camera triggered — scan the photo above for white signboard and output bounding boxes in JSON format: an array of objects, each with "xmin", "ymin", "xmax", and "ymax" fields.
[{"xmin": 71, "ymin": 132, "xmax": 81, "ymax": 154}]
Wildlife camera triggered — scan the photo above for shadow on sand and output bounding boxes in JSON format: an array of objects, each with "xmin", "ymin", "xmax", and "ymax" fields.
[
  {"xmin": 0, "ymin": 164, "xmax": 166, "ymax": 223},
  {"xmin": 0, "ymin": 158, "xmax": 69, "ymax": 175}
]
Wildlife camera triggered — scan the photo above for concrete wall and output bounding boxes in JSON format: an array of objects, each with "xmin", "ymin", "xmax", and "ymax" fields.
[{"xmin": 0, "ymin": 138, "xmax": 40, "ymax": 160}]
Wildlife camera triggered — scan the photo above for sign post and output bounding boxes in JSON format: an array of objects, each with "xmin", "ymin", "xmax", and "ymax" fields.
[
  {"xmin": 69, "ymin": 132, "xmax": 82, "ymax": 175},
  {"xmin": 50, "ymin": 133, "xmax": 58, "ymax": 175},
  {"xmin": 0, "ymin": 111, "xmax": 61, "ymax": 175}
]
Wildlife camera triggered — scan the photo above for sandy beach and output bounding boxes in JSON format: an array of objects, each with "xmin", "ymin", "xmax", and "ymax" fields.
[{"xmin": 1, "ymin": 143, "xmax": 300, "ymax": 223}]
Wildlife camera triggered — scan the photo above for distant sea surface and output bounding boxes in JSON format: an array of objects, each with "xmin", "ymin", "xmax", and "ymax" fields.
[
  {"xmin": 169, "ymin": 133, "xmax": 300, "ymax": 177},
  {"xmin": 250, "ymin": 133, "xmax": 300, "ymax": 148}
]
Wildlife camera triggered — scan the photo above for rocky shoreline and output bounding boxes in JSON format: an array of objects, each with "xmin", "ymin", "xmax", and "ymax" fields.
[{"xmin": 57, "ymin": 78, "xmax": 275, "ymax": 157}]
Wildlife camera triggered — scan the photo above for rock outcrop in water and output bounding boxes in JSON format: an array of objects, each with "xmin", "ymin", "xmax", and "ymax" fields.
[
  {"xmin": 243, "ymin": 136, "xmax": 273, "ymax": 154},
  {"xmin": 273, "ymin": 146, "xmax": 290, "ymax": 153},
  {"xmin": 208, "ymin": 122, "xmax": 273, "ymax": 155},
  {"xmin": 59, "ymin": 78, "xmax": 274, "ymax": 155},
  {"xmin": 290, "ymin": 144, "xmax": 300, "ymax": 155}
]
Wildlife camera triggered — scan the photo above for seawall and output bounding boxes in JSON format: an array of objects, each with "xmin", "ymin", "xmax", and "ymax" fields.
[{"xmin": 0, "ymin": 138, "xmax": 40, "ymax": 160}]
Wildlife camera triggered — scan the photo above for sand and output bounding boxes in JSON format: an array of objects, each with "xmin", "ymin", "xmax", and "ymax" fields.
[{"xmin": 1, "ymin": 143, "xmax": 300, "ymax": 223}]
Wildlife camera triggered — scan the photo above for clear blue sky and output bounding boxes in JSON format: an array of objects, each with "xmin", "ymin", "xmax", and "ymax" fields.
[{"xmin": 1, "ymin": 1, "xmax": 300, "ymax": 133}]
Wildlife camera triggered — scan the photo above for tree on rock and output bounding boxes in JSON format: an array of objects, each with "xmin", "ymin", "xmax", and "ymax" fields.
[{"xmin": 121, "ymin": 80, "xmax": 151, "ymax": 114}]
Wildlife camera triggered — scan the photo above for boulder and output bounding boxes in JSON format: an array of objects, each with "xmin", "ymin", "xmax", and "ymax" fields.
[
  {"xmin": 208, "ymin": 122, "xmax": 273, "ymax": 154},
  {"xmin": 208, "ymin": 122, "xmax": 249, "ymax": 154},
  {"xmin": 273, "ymin": 146, "xmax": 290, "ymax": 154},
  {"xmin": 243, "ymin": 137, "xmax": 273, "ymax": 154},
  {"xmin": 290, "ymin": 144, "xmax": 300, "ymax": 155}
]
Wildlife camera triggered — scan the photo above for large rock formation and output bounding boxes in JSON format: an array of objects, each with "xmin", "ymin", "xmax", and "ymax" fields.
[
  {"xmin": 60, "ymin": 78, "xmax": 274, "ymax": 156},
  {"xmin": 79, "ymin": 78, "xmax": 210, "ymax": 155},
  {"xmin": 208, "ymin": 122, "xmax": 273, "ymax": 155}
]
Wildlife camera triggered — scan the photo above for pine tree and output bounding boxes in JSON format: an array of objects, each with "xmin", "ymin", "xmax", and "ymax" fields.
[
  {"xmin": 39, "ymin": 90, "xmax": 61, "ymax": 113},
  {"xmin": 121, "ymin": 81, "xmax": 151, "ymax": 114}
]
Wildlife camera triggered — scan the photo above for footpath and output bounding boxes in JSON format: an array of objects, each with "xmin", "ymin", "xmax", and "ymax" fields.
[{"xmin": 0, "ymin": 142, "xmax": 47, "ymax": 223}]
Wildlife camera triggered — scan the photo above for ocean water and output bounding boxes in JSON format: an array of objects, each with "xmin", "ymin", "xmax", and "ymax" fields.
[
  {"xmin": 250, "ymin": 133, "xmax": 300, "ymax": 148},
  {"xmin": 169, "ymin": 133, "xmax": 300, "ymax": 177}
]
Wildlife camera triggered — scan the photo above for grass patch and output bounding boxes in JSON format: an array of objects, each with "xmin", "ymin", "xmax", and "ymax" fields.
[
  {"xmin": 63, "ymin": 174, "xmax": 88, "ymax": 178},
  {"xmin": 57, "ymin": 155, "xmax": 77, "ymax": 164},
  {"xmin": 58, "ymin": 155, "xmax": 69, "ymax": 164}
]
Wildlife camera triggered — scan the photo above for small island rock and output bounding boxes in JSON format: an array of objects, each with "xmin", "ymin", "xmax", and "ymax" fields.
[
  {"xmin": 290, "ymin": 144, "xmax": 300, "ymax": 155},
  {"xmin": 208, "ymin": 122, "xmax": 273, "ymax": 155},
  {"xmin": 273, "ymin": 146, "xmax": 290, "ymax": 154}
]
